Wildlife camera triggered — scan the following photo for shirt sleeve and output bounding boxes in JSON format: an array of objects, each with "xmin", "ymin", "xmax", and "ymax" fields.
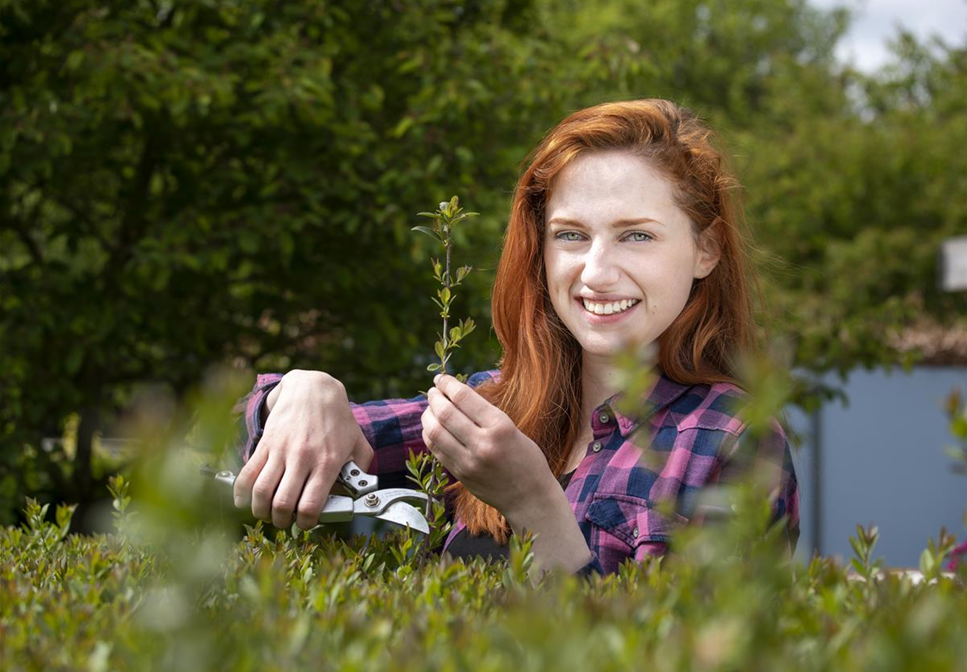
[
  {"xmin": 233, "ymin": 373, "xmax": 284, "ymax": 463},
  {"xmin": 352, "ymin": 369, "xmax": 500, "ymax": 480},
  {"xmin": 574, "ymin": 555, "xmax": 607, "ymax": 579}
]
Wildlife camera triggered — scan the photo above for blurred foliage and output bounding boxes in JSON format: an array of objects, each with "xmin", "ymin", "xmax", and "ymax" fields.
[
  {"xmin": 1, "ymin": 471, "xmax": 964, "ymax": 670},
  {"xmin": 944, "ymin": 388, "xmax": 967, "ymax": 476},
  {"xmin": 1, "ymin": 0, "xmax": 965, "ymax": 521}
]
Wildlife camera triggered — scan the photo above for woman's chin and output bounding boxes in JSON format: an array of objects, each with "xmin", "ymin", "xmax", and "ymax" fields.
[{"xmin": 575, "ymin": 336, "xmax": 627, "ymax": 359}]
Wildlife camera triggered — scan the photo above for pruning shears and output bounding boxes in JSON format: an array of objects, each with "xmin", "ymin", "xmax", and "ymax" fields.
[{"xmin": 200, "ymin": 460, "xmax": 431, "ymax": 534}]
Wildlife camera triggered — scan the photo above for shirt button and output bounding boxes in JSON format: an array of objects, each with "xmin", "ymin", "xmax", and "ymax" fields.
[
  {"xmin": 591, "ymin": 441, "xmax": 603, "ymax": 452},
  {"xmin": 598, "ymin": 412, "xmax": 610, "ymax": 424},
  {"xmin": 632, "ymin": 527, "xmax": 639, "ymax": 538}
]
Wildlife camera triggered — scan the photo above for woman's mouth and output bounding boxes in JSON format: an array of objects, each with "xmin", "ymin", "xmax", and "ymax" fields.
[{"xmin": 576, "ymin": 297, "xmax": 640, "ymax": 323}]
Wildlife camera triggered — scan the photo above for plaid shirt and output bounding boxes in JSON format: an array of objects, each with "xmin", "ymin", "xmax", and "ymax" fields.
[{"xmin": 238, "ymin": 370, "xmax": 799, "ymax": 576}]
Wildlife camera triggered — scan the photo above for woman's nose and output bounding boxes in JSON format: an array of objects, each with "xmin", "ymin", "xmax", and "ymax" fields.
[{"xmin": 580, "ymin": 241, "xmax": 620, "ymax": 288}]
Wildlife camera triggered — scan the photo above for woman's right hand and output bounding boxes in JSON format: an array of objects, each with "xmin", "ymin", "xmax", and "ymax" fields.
[{"xmin": 232, "ymin": 370, "xmax": 375, "ymax": 530}]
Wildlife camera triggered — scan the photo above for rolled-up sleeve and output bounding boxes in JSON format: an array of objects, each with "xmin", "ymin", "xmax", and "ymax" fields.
[
  {"xmin": 573, "ymin": 555, "xmax": 606, "ymax": 579},
  {"xmin": 233, "ymin": 373, "xmax": 283, "ymax": 463}
]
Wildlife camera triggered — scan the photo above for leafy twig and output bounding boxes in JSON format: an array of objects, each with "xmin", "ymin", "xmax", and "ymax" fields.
[
  {"xmin": 413, "ymin": 196, "xmax": 478, "ymax": 381},
  {"xmin": 410, "ymin": 196, "xmax": 478, "ymax": 559}
]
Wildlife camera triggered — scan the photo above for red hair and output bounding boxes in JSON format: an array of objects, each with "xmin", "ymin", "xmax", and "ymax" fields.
[{"xmin": 449, "ymin": 99, "xmax": 757, "ymax": 543}]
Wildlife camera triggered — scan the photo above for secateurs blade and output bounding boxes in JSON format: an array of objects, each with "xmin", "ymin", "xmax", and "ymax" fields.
[{"xmin": 200, "ymin": 460, "xmax": 431, "ymax": 535}]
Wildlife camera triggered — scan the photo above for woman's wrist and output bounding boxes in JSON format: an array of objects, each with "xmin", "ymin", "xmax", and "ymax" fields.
[
  {"xmin": 265, "ymin": 370, "xmax": 346, "ymax": 417},
  {"xmin": 504, "ymin": 476, "xmax": 593, "ymax": 574}
]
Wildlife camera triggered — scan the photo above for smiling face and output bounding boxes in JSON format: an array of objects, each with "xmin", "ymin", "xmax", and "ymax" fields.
[{"xmin": 542, "ymin": 150, "xmax": 719, "ymax": 359}]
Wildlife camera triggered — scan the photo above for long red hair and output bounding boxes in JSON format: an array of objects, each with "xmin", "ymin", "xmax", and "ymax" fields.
[{"xmin": 449, "ymin": 99, "xmax": 757, "ymax": 543}]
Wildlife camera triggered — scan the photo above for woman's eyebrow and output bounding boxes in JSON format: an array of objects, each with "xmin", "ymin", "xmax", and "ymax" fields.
[{"xmin": 546, "ymin": 217, "xmax": 663, "ymax": 228}]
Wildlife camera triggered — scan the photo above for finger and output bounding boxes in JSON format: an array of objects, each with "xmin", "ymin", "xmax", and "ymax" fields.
[
  {"xmin": 295, "ymin": 470, "xmax": 334, "ymax": 531},
  {"xmin": 271, "ymin": 460, "xmax": 311, "ymax": 529},
  {"xmin": 421, "ymin": 408, "xmax": 462, "ymax": 464},
  {"xmin": 426, "ymin": 387, "xmax": 476, "ymax": 446},
  {"xmin": 433, "ymin": 374, "xmax": 500, "ymax": 427},
  {"xmin": 251, "ymin": 455, "xmax": 284, "ymax": 522},
  {"xmin": 234, "ymin": 442, "xmax": 269, "ymax": 508}
]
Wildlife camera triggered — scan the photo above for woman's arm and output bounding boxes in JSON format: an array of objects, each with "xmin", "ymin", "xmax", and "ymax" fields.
[
  {"xmin": 502, "ymin": 478, "xmax": 596, "ymax": 574},
  {"xmin": 233, "ymin": 369, "xmax": 500, "ymax": 531},
  {"xmin": 422, "ymin": 373, "xmax": 594, "ymax": 575},
  {"xmin": 233, "ymin": 370, "xmax": 376, "ymax": 530}
]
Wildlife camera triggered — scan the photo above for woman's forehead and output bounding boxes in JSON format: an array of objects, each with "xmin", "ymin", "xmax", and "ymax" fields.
[{"xmin": 545, "ymin": 151, "xmax": 685, "ymax": 227}]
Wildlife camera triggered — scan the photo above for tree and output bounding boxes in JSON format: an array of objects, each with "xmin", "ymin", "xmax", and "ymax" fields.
[{"xmin": 0, "ymin": 0, "xmax": 577, "ymax": 521}]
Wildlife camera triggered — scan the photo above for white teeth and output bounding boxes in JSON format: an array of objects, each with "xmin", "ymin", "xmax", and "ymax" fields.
[{"xmin": 582, "ymin": 298, "xmax": 639, "ymax": 315}]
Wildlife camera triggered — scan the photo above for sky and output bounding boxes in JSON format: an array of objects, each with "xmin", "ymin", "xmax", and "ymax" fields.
[{"xmin": 809, "ymin": 0, "xmax": 967, "ymax": 71}]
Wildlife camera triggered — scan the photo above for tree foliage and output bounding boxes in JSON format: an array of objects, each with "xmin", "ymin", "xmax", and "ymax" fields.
[{"xmin": 1, "ymin": 0, "xmax": 964, "ymax": 521}]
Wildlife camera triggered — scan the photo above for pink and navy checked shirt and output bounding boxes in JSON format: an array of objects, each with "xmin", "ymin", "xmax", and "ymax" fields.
[{"xmin": 237, "ymin": 369, "xmax": 799, "ymax": 576}]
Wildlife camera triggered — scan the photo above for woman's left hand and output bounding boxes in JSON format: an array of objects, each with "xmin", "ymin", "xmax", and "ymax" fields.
[{"xmin": 421, "ymin": 374, "xmax": 555, "ymax": 518}]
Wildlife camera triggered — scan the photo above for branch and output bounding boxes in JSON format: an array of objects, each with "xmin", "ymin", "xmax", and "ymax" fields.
[{"xmin": 105, "ymin": 127, "xmax": 162, "ymax": 278}]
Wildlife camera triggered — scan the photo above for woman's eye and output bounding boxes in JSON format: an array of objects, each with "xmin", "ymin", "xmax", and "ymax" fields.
[
  {"xmin": 555, "ymin": 231, "xmax": 583, "ymax": 242},
  {"xmin": 626, "ymin": 231, "xmax": 653, "ymax": 242}
]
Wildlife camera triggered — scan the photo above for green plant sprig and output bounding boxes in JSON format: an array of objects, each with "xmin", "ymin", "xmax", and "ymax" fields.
[
  {"xmin": 410, "ymin": 195, "xmax": 478, "ymax": 557},
  {"xmin": 413, "ymin": 195, "xmax": 478, "ymax": 382},
  {"xmin": 404, "ymin": 449, "xmax": 452, "ymax": 567}
]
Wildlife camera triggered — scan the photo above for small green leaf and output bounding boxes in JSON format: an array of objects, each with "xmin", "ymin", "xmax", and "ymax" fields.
[
  {"xmin": 439, "ymin": 287, "xmax": 451, "ymax": 304},
  {"xmin": 920, "ymin": 548, "xmax": 935, "ymax": 576},
  {"xmin": 66, "ymin": 51, "xmax": 85, "ymax": 71},
  {"xmin": 392, "ymin": 116, "xmax": 414, "ymax": 138},
  {"xmin": 412, "ymin": 225, "xmax": 440, "ymax": 241},
  {"xmin": 434, "ymin": 340, "xmax": 446, "ymax": 360},
  {"xmin": 849, "ymin": 535, "xmax": 864, "ymax": 561},
  {"xmin": 427, "ymin": 363, "xmax": 441, "ymax": 372},
  {"xmin": 449, "ymin": 326, "xmax": 462, "ymax": 343}
]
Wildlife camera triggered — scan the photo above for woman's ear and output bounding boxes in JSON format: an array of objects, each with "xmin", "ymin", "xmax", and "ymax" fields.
[{"xmin": 693, "ymin": 221, "xmax": 722, "ymax": 279}]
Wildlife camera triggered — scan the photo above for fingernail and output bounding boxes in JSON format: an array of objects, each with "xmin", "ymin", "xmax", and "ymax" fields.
[
  {"xmin": 234, "ymin": 496, "xmax": 242, "ymax": 508},
  {"xmin": 434, "ymin": 374, "xmax": 442, "ymax": 384}
]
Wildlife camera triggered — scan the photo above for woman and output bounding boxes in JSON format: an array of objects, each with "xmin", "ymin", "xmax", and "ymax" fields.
[{"xmin": 233, "ymin": 99, "xmax": 799, "ymax": 576}]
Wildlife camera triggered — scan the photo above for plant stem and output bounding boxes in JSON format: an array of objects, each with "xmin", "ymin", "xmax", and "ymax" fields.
[{"xmin": 442, "ymin": 237, "xmax": 451, "ymax": 374}]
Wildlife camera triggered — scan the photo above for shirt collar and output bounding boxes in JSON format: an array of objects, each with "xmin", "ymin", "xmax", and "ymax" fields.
[{"xmin": 599, "ymin": 371, "xmax": 692, "ymax": 437}]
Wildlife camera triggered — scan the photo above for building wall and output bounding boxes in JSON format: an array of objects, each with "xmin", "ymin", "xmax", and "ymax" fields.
[{"xmin": 790, "ymin": 366, "xmax": 967, "ymax": 567}]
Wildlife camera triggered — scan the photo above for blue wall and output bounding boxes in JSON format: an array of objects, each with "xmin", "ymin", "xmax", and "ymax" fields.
[{"xmin": 790, "ymin": 366, "xmax": 967, "ymax": 567}]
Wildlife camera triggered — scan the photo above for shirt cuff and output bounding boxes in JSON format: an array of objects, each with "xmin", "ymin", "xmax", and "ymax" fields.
[
  {"xmin": 573, "ymin": 554, "xmax": 605, "ymax": 579},
  {"xmin": 240, "ymin": 375, "xmax": 283, "ymax": 462}
]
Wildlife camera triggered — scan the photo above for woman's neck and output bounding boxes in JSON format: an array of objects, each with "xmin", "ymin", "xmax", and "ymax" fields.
[{"xmin": 580, "ymin": 351, "xmax": 623, "ymax": 420}]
